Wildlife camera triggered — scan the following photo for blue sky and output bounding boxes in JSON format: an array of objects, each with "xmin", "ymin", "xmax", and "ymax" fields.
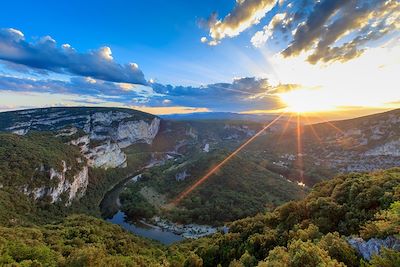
[
  {"xmin": 0, "ymin": 0, "xmax": 260, "ymax": 85},
  {"xmin": 0, "ymin": 0, "xmax": 399, "ymax": 115}
]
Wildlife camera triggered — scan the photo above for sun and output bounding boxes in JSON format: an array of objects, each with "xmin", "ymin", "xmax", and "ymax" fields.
[{"xmin": 278, "ymin": 88, "xmax": 336, "ymax": 114}]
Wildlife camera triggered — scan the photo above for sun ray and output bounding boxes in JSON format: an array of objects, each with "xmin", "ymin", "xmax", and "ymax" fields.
[
  {"xmin": 295, "ymin": 114, "xmax": 305, "ymax": 184},
  {"xmin": 170, "ymin": 113, "xmax": 285, "ymax": 206},
  {"xmin": 303, "ymin": 115, "xmax": 322, "ymax": 144},
  {"xmin": 314, "ymin": 114, "xmax": 345, "ymax": 135},
  {"xmin": 277, "ymin": 114, "xmax": 294, "ymax": 143}
]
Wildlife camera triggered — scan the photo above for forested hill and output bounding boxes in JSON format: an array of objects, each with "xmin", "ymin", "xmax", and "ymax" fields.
[
  {"xmin": 1, "ymin": 168, "xmax": 399, "ymax": 266},
  {"xmin": 0, "ymin": 107, "xmax": 399, "ymax": 266}
]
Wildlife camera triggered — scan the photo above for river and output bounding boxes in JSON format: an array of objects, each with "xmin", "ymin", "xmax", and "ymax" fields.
[{"xmin": 99, "ymin": 172, "xmax": 184, "ymax": 245}]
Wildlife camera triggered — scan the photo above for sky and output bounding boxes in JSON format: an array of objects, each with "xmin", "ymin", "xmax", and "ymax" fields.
[{"xmin": 0, "ymin": 0, "xmax": 399, "ymax": 118}]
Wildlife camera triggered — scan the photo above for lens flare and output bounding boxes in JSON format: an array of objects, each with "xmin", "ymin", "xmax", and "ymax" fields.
[
  {"xmin": 296, "ymin": 114, "xmax": 304, "ymax": 183},
  {"xmin": 171, "ymin": 113, "xmax": 285, "ymax": 206}
]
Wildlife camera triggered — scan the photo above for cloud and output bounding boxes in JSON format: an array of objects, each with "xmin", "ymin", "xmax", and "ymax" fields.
[
  {"xmin": 130, "ymin": 105, "xmax": 210, "ymax": 115},
  {"xmin": 251, "ymin": 12, "xmax": 288, "ymax": 47},
  {"xmin": 0, "ymin": 75, "xmax": 152, "ymax": 103},
  {"xmin": 150, "ymin": 77, "xmax": 288, "ymax": 111},
  {"xmin": 204, "ymin": 0, "xmax": 277, "ymax": 45},
  {"xmin": 0, "ymin": 74, "xmax": 289, "ymax": 112},
  {"xmin": 282, "ymin": 0, "xmax": 400, "ymax": 63},
  {"xmin": 0, "ymin": 90, "xmax": 127, "ymax": 112},
  {"xmin": 210, "ymin": 0, "xmax": 399, "ymax": 64},
  {"xmin": 0, "ymin": 28, "xmax": 147, "ymax": 84}
]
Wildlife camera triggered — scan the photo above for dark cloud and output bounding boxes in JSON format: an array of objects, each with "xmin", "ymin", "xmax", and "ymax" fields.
[
  {"xmin": 0, "ymin": 75, "xmax": 148, "ymax": 102},
  {"xmin": 150, "ymin": 77, "xmax": 286, "ymax": 111},
  {"xmin": 0, "ymin": 28, "xmax": 147, "ymax": 84},
  {"xmin": 0, "ymin": 75, "xmax": 289, "ymax": 112}
]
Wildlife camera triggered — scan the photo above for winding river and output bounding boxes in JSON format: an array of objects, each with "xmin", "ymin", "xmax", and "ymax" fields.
[{"xmin": 99, "ymin": 172, "xmax": 184, "ymax": 245}]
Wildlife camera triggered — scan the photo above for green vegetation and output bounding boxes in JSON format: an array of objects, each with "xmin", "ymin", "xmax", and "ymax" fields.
[
  {"xmin": 0, "ymin": 132, "xmax": 88, "ymax": 226},
  {"xmin": 120, "ymin": 150, "xmax": 306, "ymax": 225},
  {"xmin": 0, "ymin": 109, "xmax": 399, "ymax": 266},
  {"xmin": 0, "ymin": 132, "xmax": 84, "ymax": 188},
  {"xmin": 0, "ymin": 166, "xmax": 399, "ymax": 266},
  {"xmin": 0, "ymin": 132, "xmax": 152, "ymax": 226},
  {"xmin": 69, "ymin": 143, "xmax": 152, "ymax": 217},
  {"xmin": 0, "ymin": 215, "xmax": 167, "ymax": 266},
  {"xmin": 170, "ymin": 168, "xmax": 400, "ymax": 266}
]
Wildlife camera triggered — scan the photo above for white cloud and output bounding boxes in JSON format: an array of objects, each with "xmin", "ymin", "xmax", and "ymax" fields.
[
  {"xmin": 97, "ymin": 46, "xmax": 113, "ymax": 61},
  {"xmin": 251, "ymin": 13, "xmax": 287, "ymax": 47},
  {"xmin": 206, "ymin": 0, "xmax": 277, "ymax": 44},
  {"xmin": 0, "ymin": 28, "xmax": 147, "ymax": 84}
]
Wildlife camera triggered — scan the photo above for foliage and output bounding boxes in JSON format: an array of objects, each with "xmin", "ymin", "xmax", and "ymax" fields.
[
  {"xmin": 362, "ymin": 248, "xmax": 400, "ymax": 267},
  {"xmin": 171, "ymin": 168, "xmax": 400, "ymax": 266},
  {"xmin": 0, "ymin": 168, "xmax": 399, "ymax": 266},
  {"xmin": 0, "ymin": 215, "xmax": 167, "ymax": 266},
  {"xmin": 360, "ymin": 201, "xmax": 400, "ymax": 239},
  {"xmin": 0, "ymin": 118, "xmax": 399, "ymax": 266},
  {"xmin": 0, "ymin": 132, "xmax": 84, "ymax": 188},
  {"xmin": 121, "ymin": 150, "xmax": 306, "ymax": 225},
  {"xmin": 261, "ymin": 240, "xmax": 345, "ymax": 267}
]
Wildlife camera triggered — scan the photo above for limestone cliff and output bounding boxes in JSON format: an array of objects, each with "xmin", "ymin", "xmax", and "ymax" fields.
[
  {"xmin": 0, "ymin": 107, "xmax": 161, "ymax": 169},
  {"xmin": 22, "ymin": 161, "xmax": 89, "ymax": 205}
]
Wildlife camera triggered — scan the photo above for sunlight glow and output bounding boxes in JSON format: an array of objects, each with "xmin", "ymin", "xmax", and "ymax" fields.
[
  {"xmin": 257, "ymin": 39, "xmax": 400, "ymax": 115},
  {"xmin": 278, "ymin": 88, "xmax": 337, "ymax": 113}
]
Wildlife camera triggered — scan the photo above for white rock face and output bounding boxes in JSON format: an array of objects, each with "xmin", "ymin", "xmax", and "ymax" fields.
[
  {"xmin": 5, "ymin": 108, "xmax": 161, "ymax": 169},
  {"xmin": 25, "ymin": 161, "xmax": 89, "ymax": 205},
  {"xmin": 83, "ymin": 115, "xmax": 160, "ymax": 168},
  {"xmin": 87, "ymin": 141, "xmax": 127, "ymax": 169},
  {"xmin": 116, "ymin": 118, "xmax": 160, "ymax": 148},
  {"xmin": 203, "ymin": 143, "xmax": 210, "ymax": 153}
]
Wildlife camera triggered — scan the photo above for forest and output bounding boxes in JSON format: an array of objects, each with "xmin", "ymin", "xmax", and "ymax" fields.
[{"xmin": 0, "ymin": 167, "xmax": 398, "ymax": 266}]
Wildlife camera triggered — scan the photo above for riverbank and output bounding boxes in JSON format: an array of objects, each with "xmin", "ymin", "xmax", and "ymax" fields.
[
  {"xmin": 147, "ymin": 216, "xmax": 220, "ymax": 239},
  {"xmin": 100, "ymin": 169, "xmax": 220, "ymax": 244}
]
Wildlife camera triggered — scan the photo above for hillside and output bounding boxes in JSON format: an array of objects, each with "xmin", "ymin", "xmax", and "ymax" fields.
[
  {"xmin": 1, "ymin": 107, "xmax": 399, "ymax": 225},
  {"xmin": 0, "ymin": 107, "xmax": 305, "ymax": 227},
  {"xmin": 0, "ymin": 168, "xmax": 398, "ymax": 266},
  {"xmin": 0, "ymin": 132, "xmax": 90, "ymax": 226},
  {"xmin": 120, "ymin": 149, "xmax": 306, "ymax": 225},
  {"xmin": 244, "ymin": 109, "xmax": 400, "ymax": 185},
  {"xmin": 0, "ymin": 107, "xmax": 399, "ymax": 266},
  {"xmin": 0, "ymin": 107, "xmax": 160, "ymax": 169}
]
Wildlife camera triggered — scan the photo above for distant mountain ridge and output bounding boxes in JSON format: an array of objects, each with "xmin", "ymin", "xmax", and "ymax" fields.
[
  {"xmin": 244, "ymin": 108, "xmax": 400, "ymax": 185},
  {"xmin": 160, "ymin": 111, "xmax": 279, "ymax": 122}
]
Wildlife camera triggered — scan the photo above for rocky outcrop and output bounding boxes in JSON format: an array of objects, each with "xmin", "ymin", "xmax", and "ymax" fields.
[
  {"xmin": 116, "ymin": 118, "xmax": 160, "ymax": 148},
  {"xmin": 23, "ymin": 161, "xmax": 89, "ymax": 205},
  {"xmin": 365, "ymin": 139, "xmax": 400, "ymax": 156},
  {"xmin": 348, "ymin": 236, "xmax": 400, "ymax": 260},
  {"xmin": 78, "ymin": 115, "xmax": 160, "ymax": 168},
  {"xmin": 87, "ymin": 141, "xmax": 127, "ymax": 169},
  {"xmin": 0, "ymin": 107, "xmax": 161, "ymax": 169}
]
